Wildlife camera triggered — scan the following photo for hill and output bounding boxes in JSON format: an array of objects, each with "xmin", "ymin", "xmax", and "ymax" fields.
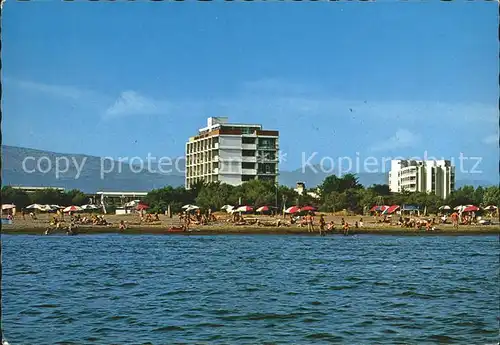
[{"xmin": 1, "ymin": 145, "xmax": 494, "ymax": 192}]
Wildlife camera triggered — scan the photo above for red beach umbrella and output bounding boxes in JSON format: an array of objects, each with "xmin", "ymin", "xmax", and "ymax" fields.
[
  {"xmin": 136, "ymin": 203, "xmax": 149, "ymax": 211},
  {"xmin": 256, "ymin": 206, "xmax": 270, "ymax": 213},
  {"xmin": 285, "ymin": 206, "xmax": 301, "ymax": 214},
  {"xmin": 462, "ymin": 205, "xmax": 480, "ymax": 212},
  {"xmin": 300, "ymin": 206, "xmax": 317, "ymax": 212},
  {"xmin": 235, "ymin": 205, "xmax": 253, "ymax": 213},
  {"xmin": 63, "ymin": 205, "xmax": 83, "ymax": 213}
]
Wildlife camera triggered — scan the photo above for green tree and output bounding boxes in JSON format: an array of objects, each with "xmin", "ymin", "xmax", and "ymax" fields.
[
  {"xmin": 64, "ymin": 189, "xmax": 88, "ymax": 205},
  {"xmin": 368, "ymin": 184, "xmax": 391, "ymax": 196},
  {"xmin": 472, "ymin": 186, "xmax": 485, "ymax": 206},
  {"xmin": 320, "ymin": 191, "xmax": 347, "ymax": 213},
  {"xmin": 30, "ymin": 188, "xmax": 65, "ymax": 205},
  {"xmin": 483, "ymin": 186, "xmax": 500, "ymax": 207},
  {"xmin": 445, "ymin": 186, "xmax": 474, "ymax": 207},
  {"xmin": 1, "ymin": 186, "xmax": 31, "ymax": 209},
  {"xmin": 195, "ymin": 182, "xmax": 236, "ymax": 210},
  {"xmin": 320, "ymin": 174, "xmax": 362, "ymax": 197}
]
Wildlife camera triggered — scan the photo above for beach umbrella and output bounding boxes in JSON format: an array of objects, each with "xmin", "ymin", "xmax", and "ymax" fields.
[
  {"xmin": 285, "ymin": 206, "xmax": 301, "ymax": 214},
  {"xmin": 185, "ymin": 205, "xmax": 200, "ymax": 212},
  {"xmin": 370, "ymin": 205, "xmax": 389, "ymax": 212},
  {"xmin": 2, "ymin": 204, "xmax": 16, "ymax": 210},
  {"xmin": 438, "ymin": 205, "xmax": 451, "ymax": 210},
  {"xmin": 462, "ymin": 205, "xmax": 480, "ymax": 212},
  {"xmin": 256, "ymin": 206, "xmax": 270, "ymax": 213},
  {"xmin": 25, "ymin": 204, "xmax": 46, "ymax": 210},
  {"xmin": 136, "ymin": 203, "xmax": 149, "ymax": 211},
  {"xmin": 125, "ymin": 200, "xmax": 140, "ymax": 208},
  {"xmin": 182, "ymin": 204, "xmax": 197, "ymax": 209},
  {"xmin": 484, "ymin": 205, "xmax": 498, "ymax": 211},
  {"xmin": 235, "ymin": 205, "xmax": 253, "ymax": 213},
  {"xmin": 221, "ymin": 205, "xmax": 234, "ymax": 213},
  {"xmin": 81, "ymin": 204, "xmax": 99, "ymax": 210},
  {"xmin": 63, "ymin": 205, "xmax": 83, "ymax": 213},
  {"xmin": 382, "ymin": 205, "xmax": 400, "ymax": 215},
  {"xmin": 300, "ymin": 206, "xmax": 317, "ymax": 212}
]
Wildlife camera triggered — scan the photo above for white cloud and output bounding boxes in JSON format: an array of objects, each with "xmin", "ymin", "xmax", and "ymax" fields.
[
  {"xmin": 8, "ymin": 77, "xmax": 498, "ymax": 131},
  {"xmin": 7, "ymin": 77, "xmax": 108, "ymax": 107},
  {"xmin": 482, "ymin": 134, "xmax": 498, "ymax": 145},
  {"xmin": 371, "ymin": 128, "xmax": 421, "ymax": 152},
  {"xmin": 104, "ymin": 91, "xmax": 172, "ymax": 118}
]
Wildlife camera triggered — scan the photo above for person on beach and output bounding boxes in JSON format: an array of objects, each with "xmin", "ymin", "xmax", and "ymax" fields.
[
  {"xmin": 319, "ymin": 215, "xmax": 326, "ymax": 235},
  {"xmin": 327, "ymin": 221, "xmax": 335, "ymax": 232},
  {"xmin": 451, "ymin": 212, "xmax": 458, "ymax": 228},
  {"xmin": 306, "ymin": 213, "xmax": 315, "ymax": 233},
  {"xmin": 343, "ymin": 221, "xmax": 350, "ymax": 236},
  {"xmin": 359, "ymin": 218, "xmax": 364, "ymax": 227},
  {"xmin": 21, "ymin": 210, "xmax": 26, "ymax": 220},
  {"xmin": 119, "ymin": 220, "xmax": 127, "ymax": 231}
]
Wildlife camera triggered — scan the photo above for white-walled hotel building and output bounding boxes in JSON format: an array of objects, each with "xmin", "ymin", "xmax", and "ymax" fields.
[
  {"xmin": 388, "ymin": 160, "xmax": 455, "ymax": 199},
  {"xmin": 185, "ymin": 117, "xmax": 279, "ymax": 189}
]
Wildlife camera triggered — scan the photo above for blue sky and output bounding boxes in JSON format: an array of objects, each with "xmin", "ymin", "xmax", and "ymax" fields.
[{"xmin": 3, "ymin": 2, "xmax": 498, "ymax": 181}]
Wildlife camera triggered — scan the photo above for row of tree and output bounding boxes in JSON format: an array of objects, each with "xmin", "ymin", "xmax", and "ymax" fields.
[
  {"xmin": 1, "ymin": 187, "xmax": 88, "ymax": 210},
  {"xmin": 2, "ymin": 174, "xmax": 499, "ymax": 216}
]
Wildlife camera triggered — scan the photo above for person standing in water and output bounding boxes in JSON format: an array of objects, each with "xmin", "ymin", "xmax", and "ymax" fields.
[
  {"xmin": 343, "ymin": 221, "xmax": 350, "ymax": 236},
  {"xmin": 319, "ymin": 215, "xmax": 326, "ymax": 236}
]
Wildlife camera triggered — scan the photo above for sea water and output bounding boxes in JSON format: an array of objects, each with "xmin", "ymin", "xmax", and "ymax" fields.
[{"xmin": 2, "ymin": 234, "xmax": 499, "ymax": 344}]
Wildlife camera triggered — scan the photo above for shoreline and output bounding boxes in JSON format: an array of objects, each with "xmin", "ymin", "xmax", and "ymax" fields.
[{"xmin": 2, "ymin": 225, "xmax": 499, "ymax": 236}]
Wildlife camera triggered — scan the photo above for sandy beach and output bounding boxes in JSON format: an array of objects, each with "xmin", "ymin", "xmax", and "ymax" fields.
[{"xmin": 2, "ymin": 212, "xmax": 498, "ymax": 236}]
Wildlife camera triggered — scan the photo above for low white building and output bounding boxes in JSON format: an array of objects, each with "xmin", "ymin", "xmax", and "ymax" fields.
[
  {"xmin": 388, "ymin": 159, "xmax": 455, "ymax": 199},
  {"xmin": 185, "ymin": 117, "xmax": 279, "ymax": 188}
]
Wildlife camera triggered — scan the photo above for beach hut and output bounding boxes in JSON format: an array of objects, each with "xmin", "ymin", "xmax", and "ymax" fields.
[{"xmin": 401, "ymin": 204, "xmax": 420, "ymax": 216}]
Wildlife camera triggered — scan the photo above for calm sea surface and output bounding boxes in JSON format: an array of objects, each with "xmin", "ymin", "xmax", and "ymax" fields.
[{"xmin": 2, "ymin": 234, "xmax": 499, "ymax": 345}]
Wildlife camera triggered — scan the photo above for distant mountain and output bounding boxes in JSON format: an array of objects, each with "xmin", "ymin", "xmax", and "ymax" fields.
[
  {"xmin": 1, "ymin": 145, "xmax": 185, "ymax": 193},
  {"xmin": 455, "ymin": 179, "xmax": 496, "ymax": 189},
  {"xmin": 1, "ymin": 146, "xmax": 495, "ymax": 193}
]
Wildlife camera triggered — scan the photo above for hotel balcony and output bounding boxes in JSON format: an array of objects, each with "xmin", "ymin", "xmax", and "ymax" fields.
[
  {"xmin": 241, "ymin": 156, "xmax": 257, "ymax": 163},
  {"xmin": 241, "ymin": 143, "xmax": 257, "ymax": 150},
  {"xmin": 242, "ymin": 168, "xmax": 257, "ymax": 175}
]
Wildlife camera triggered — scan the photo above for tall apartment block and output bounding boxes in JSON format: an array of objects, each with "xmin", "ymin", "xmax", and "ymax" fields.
[
  {"xmin": 185, "ymin": 117, "xmax": 279, "ymax": 189},
  {"xmin": 388, "ymin": 159, "xmax": 455, "ymax": 199}
]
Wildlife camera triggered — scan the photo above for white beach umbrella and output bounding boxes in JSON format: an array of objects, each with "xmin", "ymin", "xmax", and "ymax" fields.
[
  {"xmin": 221, "ymin": 205, "xmax": 234, "ymax": 212},
  {"xmin": 182, "ymin": 204, "xmax": 196, "ymax": 209},
  {"xmin": 185, "ymin": 205, "xmax": 200, "ymax": 212},
  {"xmin": 81, "ymin": 204, "xmax": 99, "ymax": 210},
  {"xmin": 483, "ymin": 205, "xmax": 498, "ymax": 211},
  {"xmin": 26, "ymin": 204, "xmax": 45, "ymax": 210},
  {"xmin": 2, "ymin": 204, "xmax": 16, "ymax": 210},
  {"xmin": 124, "ymin": 200, "xmax": 140, "ymax": 208},
  {"xmin": 438, "ymin": 205, "xmax": 451, "ymax": 210}
]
